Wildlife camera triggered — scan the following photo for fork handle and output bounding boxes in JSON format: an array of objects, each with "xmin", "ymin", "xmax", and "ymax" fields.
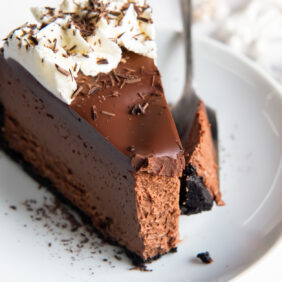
[{"xmin": 181, "ymin": 0, "xmax": 193, "ymax": 85}]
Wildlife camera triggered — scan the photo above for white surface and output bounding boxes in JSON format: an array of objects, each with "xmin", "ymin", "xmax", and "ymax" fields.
[{"xmin": 0, "ymin": 1, "xmax": 282, "ymax": 281}]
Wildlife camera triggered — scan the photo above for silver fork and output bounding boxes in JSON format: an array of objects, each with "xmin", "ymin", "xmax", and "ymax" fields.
[{"xmin": 171, "ymin": 0, "xmax": 219, "ymax": 161}]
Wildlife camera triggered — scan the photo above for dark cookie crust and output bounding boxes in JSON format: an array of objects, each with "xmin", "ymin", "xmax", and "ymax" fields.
[{"xmin": 180, "ymin": 164, "xmax": 213, "ymax": 215}]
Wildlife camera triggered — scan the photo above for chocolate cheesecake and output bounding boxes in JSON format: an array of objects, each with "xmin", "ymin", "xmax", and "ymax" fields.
[
  {"xmin": 0, "ymin": 0, "xmax": 185, "ymax": 263},
  {"xmin": 180, "ymin": 101, "xmax": 224, "ymax": 215}
]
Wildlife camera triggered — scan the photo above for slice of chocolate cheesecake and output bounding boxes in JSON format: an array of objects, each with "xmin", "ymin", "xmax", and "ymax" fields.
[
  {"xmin": 180, "ymin": 101, "xmax": 224, "ymax": 215},
  {"xmin": 0, "ymin": 0, "xmax": 184, "ymax": 263}
]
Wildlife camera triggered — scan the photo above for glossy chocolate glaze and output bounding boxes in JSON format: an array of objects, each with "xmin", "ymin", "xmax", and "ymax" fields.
[{"xmin": 71, "ymin": 51, "xmax": 184, "ymax": 176}]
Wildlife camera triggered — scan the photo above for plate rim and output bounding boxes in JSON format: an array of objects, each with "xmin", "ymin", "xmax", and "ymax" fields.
[{"xmin": 194, "ymin": 35, "xmax": 282, "ymax": 281}]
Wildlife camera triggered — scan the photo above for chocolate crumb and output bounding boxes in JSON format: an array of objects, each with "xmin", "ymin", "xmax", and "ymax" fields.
[
  {"xmin": 197, "ymin": 252, "xmax": 214, "ymax": 264},
  {"xmin": 9, "ymin": 205, "xmax": 17, "ymax": 210},
  {"xmin": 55, "ymin": 64, "xmax": 70, "ymax": 77},
  {"xmin": 48, "ymin": 243, "xmax": 52, "ymax": 247}
]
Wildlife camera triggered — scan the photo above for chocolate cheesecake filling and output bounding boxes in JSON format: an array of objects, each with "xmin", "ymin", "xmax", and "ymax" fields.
[
  {"xmin": 0, "ymin": 50, "xmax": 184, "ymax": 262},
  {"xmin": 180, "ymin": 101, "xmax": 224, "ymax": 215}
]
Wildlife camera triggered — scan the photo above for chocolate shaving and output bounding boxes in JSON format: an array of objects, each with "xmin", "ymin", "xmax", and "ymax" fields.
[
  {"xmin": 29, "ymin": 35, "xmax": 38, "ymax": 45},
  {"xmin": 127, "ymin": 145, "xmax": 135, "ymax": 153},
  {"xmin": 137, "ymin": 92, "xmax": 145, "ymax": 100},
  {"xmin": 130, "ymin": 102, "xmax": 149, "ymax": 115},
  {"xmin": 111, "ymin": 91, "xmax": 120, "ymax": 97},
  {"xmin": 71, "ymin": 85, "xmax": 83, "ymax": 99},
  {"xmin": 151, "ymin": 75, "xmax": 155, "ymax": 87},
  {"xmin": 97, "ymin": 58, "xmax": 109, "ymax": 65},
  {"xmin": 109, "ymin": 73, "xmax": 115, "ymax": 87},
  {"xmin": 109, "ymin": 11, "xmax": 121, "ymax": 16},
  {"xmin": 69, "ymin": 45, "xmax": 77, "ymax": 52},
  {"xmin": 117, "ymin": 32, "xmax": 125, "ymax": 39},
  {"xmin": 82, "ymin": 54, "xmax": 89, "ymax": 58},
  {"xmin": 88, "ymin": 86, "xmax": 100, "ymax": 96},
  {"xmin": 120, "ymin": 79, "xmax": 126, "ymax": 89},
  {"xmin": 123, "ymin": 67, "xmax": 136, "ymax": 73},
  {"xmin": 125, "ymin": 78, "xmax": 141, "ymax": 84},
  {"xmin": 55, "ymin": 64, "xmax": 70, "ymax": 77},
  {"xmin": 137, "ymin": 16, "xmax": 150, "ymax": 23},
  {"xmin": 52, "ymin": 38, "xmax": 57, "ymax": 52},
  {"xmin": 91, "ymin": 106, "xmax": 97, "ymax": 120},
  {"xmin": 112, "ymin": 70, "xmax": 120, "ymax": 83},
  {"xmin": 101, "ymin": 111, "xmax": 116, "ymax": 117}
]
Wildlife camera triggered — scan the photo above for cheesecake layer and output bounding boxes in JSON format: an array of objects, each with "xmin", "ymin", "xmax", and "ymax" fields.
[
  {"xmin": 180, "ymin": 101, "xmax": 224, "ymax": 215},
  {"xmin": 0, "ymin": 52, "xmax": 183, "ymax": 261}
]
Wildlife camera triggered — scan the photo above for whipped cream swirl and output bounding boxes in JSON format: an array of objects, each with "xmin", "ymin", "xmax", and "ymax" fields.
[{"xmin": 3, "ymin": 0, "xmax": 156, "ymax": 104}]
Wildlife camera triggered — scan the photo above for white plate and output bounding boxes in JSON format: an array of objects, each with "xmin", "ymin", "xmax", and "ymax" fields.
[{"xmin": 1, "ymin": 2, "xmax": 282, "ymax": 282}]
